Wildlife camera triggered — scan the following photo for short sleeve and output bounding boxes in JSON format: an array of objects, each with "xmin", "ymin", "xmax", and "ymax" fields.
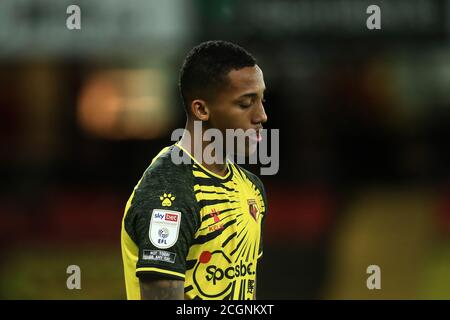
[{"xmin": 123, "ymin": 164, "xmax": 199, "ymax": 281}]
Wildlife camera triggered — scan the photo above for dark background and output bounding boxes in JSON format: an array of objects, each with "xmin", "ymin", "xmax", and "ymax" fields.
[{"xmin": 1, "ymin": 0, "xmax": 450, "ymax": 299}]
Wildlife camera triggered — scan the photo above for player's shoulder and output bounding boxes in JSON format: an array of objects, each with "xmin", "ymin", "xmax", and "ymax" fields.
[
  {"xmin": 235, "ymin": 164, "xmax": 265, "ymax": 192},
  {"xmin": 138, "ymin": 144, "xmax": 194, "ymax": 193},
  {"xmin": 124, "ymin": 145, "xmax": 198, "ymax": 244}
]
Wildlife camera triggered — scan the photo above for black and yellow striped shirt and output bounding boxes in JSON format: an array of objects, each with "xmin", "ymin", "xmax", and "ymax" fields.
[{"xmin": 121, "ymin": 143, "xmax": 267, "ymax": 300}]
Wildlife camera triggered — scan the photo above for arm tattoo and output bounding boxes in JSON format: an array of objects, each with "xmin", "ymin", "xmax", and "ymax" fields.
[{"xmin": 140, "ymin": 279, "xmax": 185, "ymax": 300}]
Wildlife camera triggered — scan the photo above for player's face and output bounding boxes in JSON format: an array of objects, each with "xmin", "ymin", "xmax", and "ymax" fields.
[{"xmin": 207, "ymin": 65, "xmax": 268, "ymax": 156}]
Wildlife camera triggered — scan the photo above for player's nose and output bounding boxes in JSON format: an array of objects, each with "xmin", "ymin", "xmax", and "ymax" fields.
[{"xmin": 253, "ymin": 102, "xmax": 268, "ymax": 125}]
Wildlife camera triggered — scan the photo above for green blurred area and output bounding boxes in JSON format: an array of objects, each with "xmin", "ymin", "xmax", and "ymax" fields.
[
  {"xmin": 325, "ymin": 188, "xmax": 450, "ymax": 299},
  {"xmin": 1, "ymin": 245, "xmax": 125, "ymax": 300},
  {"xmin": 1, "ymin": 189, "xmax": 450, "ymax": 300}
]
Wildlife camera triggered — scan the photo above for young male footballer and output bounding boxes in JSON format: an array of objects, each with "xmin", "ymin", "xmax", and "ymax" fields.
[{"xmin": 121, "ymin": 40, "xmax": 269, "ymax": 300}]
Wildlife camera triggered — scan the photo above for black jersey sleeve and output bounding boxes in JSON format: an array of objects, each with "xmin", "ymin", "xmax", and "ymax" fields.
[{"xmin": 123, "ymin": 150, "xmax": 200, "ymax": 280}]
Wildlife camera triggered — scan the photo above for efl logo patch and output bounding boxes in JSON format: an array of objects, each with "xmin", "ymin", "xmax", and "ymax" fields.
[{"xmin": 149, "ymin": 209, "xmax": 181, "ymax": 249}]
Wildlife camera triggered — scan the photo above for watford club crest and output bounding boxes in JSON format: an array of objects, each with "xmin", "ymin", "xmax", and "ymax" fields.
[{"xmin": 247, "ymin": 199, "xmax": 259, "ymax": 221}]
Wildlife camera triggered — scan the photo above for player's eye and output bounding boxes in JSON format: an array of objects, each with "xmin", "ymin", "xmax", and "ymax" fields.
[{"xmin": 238, "ymin": 101, "xmax": 252, "ymax": 109}]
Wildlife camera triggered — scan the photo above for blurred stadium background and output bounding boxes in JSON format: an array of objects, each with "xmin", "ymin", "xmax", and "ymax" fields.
[{"xmin": 1, "ymin": 0, "xmax": 450, "ymax": 299}]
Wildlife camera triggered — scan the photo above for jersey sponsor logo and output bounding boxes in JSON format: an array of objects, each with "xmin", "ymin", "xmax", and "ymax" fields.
[
  {"xmin": 208, "ymin": 209, "xmax": 224, "ymax": 232},
  {"xmin": 149, "ymin": 209, "xmax": 181, "ymax": 249},
  {"xmin": 208, "ymin": 224, "xmax": 224, "ymax": 232},
  {"xmin": 247, "ymin": 199, "xmax": 259, "ymax": 221},
  {"xmin": 247, "ymin": 279, "xmax": 255, "ymax": 295},
  {"xmin": 206, "ymin": 260, "xmax": 255, "ymax": 285},
  {"xmin": 192, "ymin": 250, "xmax": 255, "ymax": 298},
  {"xmin": 165, "ymin": 213, "xmax": 179, "ymax": 222},
  {"xmin": 210, "ymin": 209, "xmax": 220, "ymax": 223},
  {"xmin": 154, "ymin": 212, "xmax": 165, "ymax": 220}
]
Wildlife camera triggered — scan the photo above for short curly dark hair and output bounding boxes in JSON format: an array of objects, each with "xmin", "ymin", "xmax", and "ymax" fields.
[{"xmin": 179, "ymin": 40, "xmax": 256, "ymax": 113}]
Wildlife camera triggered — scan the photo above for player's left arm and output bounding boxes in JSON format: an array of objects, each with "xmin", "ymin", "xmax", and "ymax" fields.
[
  {"xmin": 140, "ymin": 279, "xmax": 185, "ymax": 300},
  {"xmin": 124, "ymin": 165, "xmax": 200, "ymax": 300}
]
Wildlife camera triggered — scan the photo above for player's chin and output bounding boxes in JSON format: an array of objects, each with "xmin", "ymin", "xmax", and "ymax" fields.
[
  {"xmin": 246, "ymin": 140, "xmax": 258, "ymax": 156},
  {"xmin": 235, "ymin": 139, "xmax": 258, "ymax": 158}
]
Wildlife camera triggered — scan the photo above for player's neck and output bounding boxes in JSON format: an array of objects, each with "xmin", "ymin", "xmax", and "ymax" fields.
[{"xmin": 178, "ymin": 120, "xmax": 229, "ymax": 177}]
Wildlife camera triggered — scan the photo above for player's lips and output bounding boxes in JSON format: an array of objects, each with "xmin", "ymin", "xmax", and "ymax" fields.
[{"xmin": 249, "ymin": 129, "xmax": 263, "ymax": 143}]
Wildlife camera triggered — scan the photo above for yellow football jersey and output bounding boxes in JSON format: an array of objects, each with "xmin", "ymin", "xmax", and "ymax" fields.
[{"xmin": 121, "ymin": 143, "xmax": 268, "ymax": 300}]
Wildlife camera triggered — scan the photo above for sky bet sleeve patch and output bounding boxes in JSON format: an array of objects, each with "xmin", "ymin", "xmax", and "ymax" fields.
[{"xmin": 149, "ymin": 209, "xmax": 181, "ymax": 249}]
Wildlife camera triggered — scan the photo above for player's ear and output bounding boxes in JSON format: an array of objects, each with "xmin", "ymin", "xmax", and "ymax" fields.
[{"xmin": 190, "ymin": 99, "xmax": 210, "ymax": 121}]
